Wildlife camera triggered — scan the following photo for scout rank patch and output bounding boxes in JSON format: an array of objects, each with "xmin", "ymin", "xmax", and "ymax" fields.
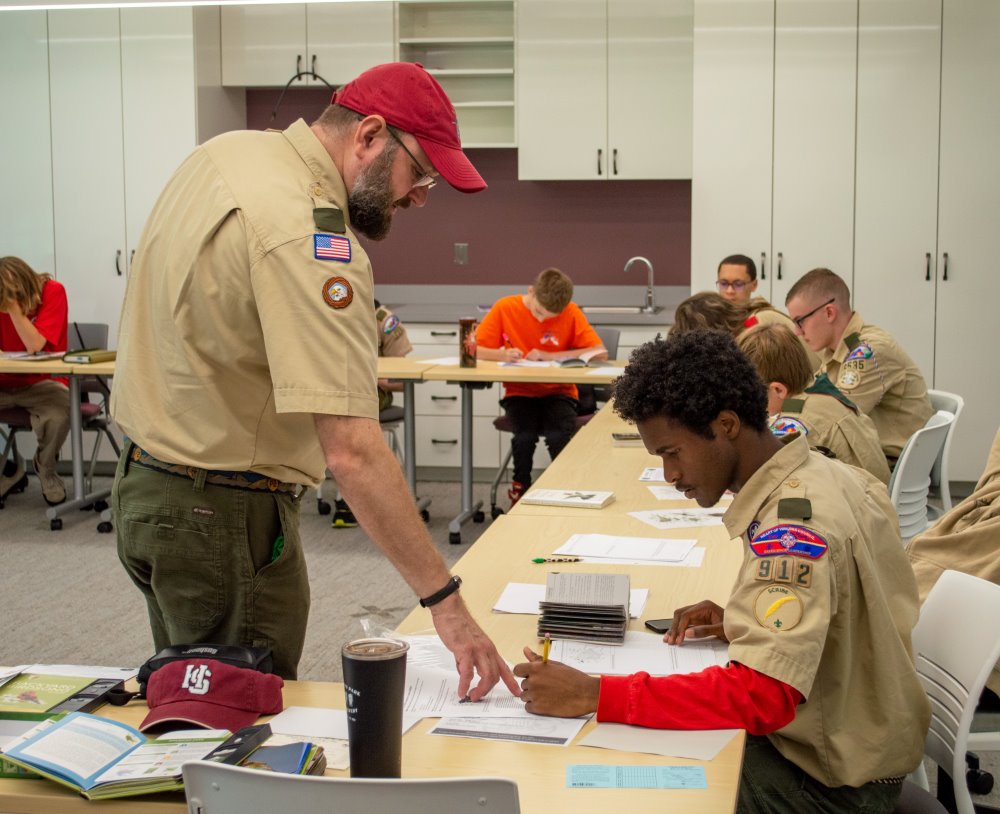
[
  {"xmin": 750, "ymin": 524, "xmax": 828, "ymax": 559},
  {"xmin": 314, "ymin": 233, "xmax": 351, "ymax": 262},
  {"xmin": 771, "ymin": 416, "xmax": 808, "ymax": 439},
  {"xmin": 753, "ymin": 585, "xmax": 803, "ymax": 631},
  {"xmin": 839, "ymin": 368, "xmax": 861, "ymax": 390},
  {"xmin": 323, "ymin": 276, "xmax": 354, "ymax": 309}
]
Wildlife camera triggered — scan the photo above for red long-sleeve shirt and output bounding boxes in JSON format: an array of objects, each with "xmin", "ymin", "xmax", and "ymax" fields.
[{"xmin": 597, "ymin": 662, "xmax": 803, "ymax": 735}]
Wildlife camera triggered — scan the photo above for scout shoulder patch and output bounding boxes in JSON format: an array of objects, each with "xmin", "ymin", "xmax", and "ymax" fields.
[
  {"xmin": 771, "ymin": 416, "xmax": 808, "ymax": 439},
  {"xmin": 753, "ymin": 556, "xmax": 813, "ymax": 588},
  {"xmin": 322, "ymin": 276, "xmax": 353, "ymax": 309},
  {"xmin": 753, "ymin": 585, "xmax": 803, "ymax": 631},
  {"xmin": 383, "ymin": 314, "xmax": 400, "ymax": 334},
  {"xmin": 750, "ymin": 523, "xmax": 828, "ymax": 559},
  {"xmin": 845, "ymin": 341, "xmax": 874, "ymax": 361},
  {"xmin": 314, "ymin": 233, "xmax": 351, "ymax": 262},
  {"xmin": 313, "ymin": 207, "xmax": 346, "ymax": 234},
  {"xmin": 839, "ymin": 369, "xmax": 861, "ymax": 390}
]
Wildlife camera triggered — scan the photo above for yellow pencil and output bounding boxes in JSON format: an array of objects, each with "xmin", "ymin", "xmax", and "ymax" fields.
[{"xmin": 542, "ymin": 633, "xmax": 551, "ymax": 664}]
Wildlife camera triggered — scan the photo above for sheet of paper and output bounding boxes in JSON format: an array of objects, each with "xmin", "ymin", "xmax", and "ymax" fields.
[
  {"xmin": 403, "ymin": 666, "xmax": 529, "ymax": 718},
  {"xmin": 0, "ymin": 666, "xmax": 28, "ymax": 689},
  {"xmin": 548, "ymin": 631, "xmax": 729, "ymax": 676},
  {"xmin": 585, "ymin": 367, "xmax": 619, "ymax": 376},
  {"xmin": 566, "ymin": 548, "xmax": 705, "ymax": 569},
  {"xmin": 267, "ymin": 706, "xmax": 422, "ymax": 740},
  {"xmin": 24, "ymin": 664, "xmax": 139, "ymax": 681},
  {"xmin": 555, "ymin": 533, "xmax": 697, "ymax": 564},
  {"xmin": 498, "ymin": 359, "xmax": 553, "ymax": 368},
  {"xmin": 493, "ymin": 583, "xmax": 648, "ymax": 618},
  {"xmin": 628, "ymin": 508, "xmax": 726, "ymax": 530},
  {"xmin": 645, "ymin": 485, "xmax": 734, "ymax": 505},
  {"xmin": 416, "ymin": 356, "xmax": 460, "ymax": 365},
  {"xmin": 398, "ymin": 634, "xmax": 466, "ymax": 673},
  {"xmin": 579, "ymin": 724, "xmax": 739, "ymax": 761},
  {"xmin": 638, "ymin": 467, "xmax": 666, "ymax": 482},
  {"xmin": 429, "ymin": 714, "xmax": 589, "ymax": 747},
  {"xmin": 567, "ymin": 764, "xmax": 707, "ymax": 789}
]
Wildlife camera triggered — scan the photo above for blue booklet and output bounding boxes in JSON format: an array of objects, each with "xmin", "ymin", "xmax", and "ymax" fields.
[{"xmin": 241, "ymin": 742, "xmax": 311, "ymax": 774}]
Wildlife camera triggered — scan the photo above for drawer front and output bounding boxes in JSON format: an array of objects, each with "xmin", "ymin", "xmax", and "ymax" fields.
[
  {"xmin": 407, "ymin": 324, "xmax": 463, "ymax": 348},
  {"xmin": 413, "ymin": 379, "xmax": 500, "ymax": 417},
  {"xmin": 414, "ymin": 415, "xmax": 501, "ymax": 468}
]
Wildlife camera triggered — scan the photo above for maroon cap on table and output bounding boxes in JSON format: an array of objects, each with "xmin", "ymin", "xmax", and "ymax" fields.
[
  {"xmin": 331, "ymin": 61, "xmax": 486, "ymax": 193},
  {"xmin": 139, "ymin": 659, "xmax": 283, "ymax": 733}
]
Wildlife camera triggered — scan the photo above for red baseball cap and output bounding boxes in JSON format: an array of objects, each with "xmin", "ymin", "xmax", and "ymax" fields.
[
  {"xmin": 332, "ymin": 62, "xmax": 486, "ymax": 194},
  {"xmin": 140, "ymin": 659, "xmax": 283, "ymax": 733}
]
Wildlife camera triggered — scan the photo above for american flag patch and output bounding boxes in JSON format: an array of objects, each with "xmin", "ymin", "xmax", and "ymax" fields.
[{"xmin": 314, "ymin": 233, "xmax": 351, "ymax": 262}]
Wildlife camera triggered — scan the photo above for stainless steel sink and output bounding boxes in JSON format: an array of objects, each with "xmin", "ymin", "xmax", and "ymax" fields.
[{"xmin": 582, "ymin": 305, "xmax": 664, "ymax": 315}]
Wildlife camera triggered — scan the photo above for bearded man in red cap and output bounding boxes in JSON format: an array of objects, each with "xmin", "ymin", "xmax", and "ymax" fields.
[{"xmin": 111, "ymin": 63, "xmax": 516, "ymax": 701}]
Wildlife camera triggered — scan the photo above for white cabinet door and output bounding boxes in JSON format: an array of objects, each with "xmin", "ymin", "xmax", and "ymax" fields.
[
  {"xmin": 308, "ymin": 2, "xmax": 394, "ymax": 86},
  {"xmin": 607, "ymin": 0, "xmax": 692, "ymax": 180},
  {"xmin": 221, "ymin": 4, "xmax": 306, "ymax": 87},
  {"xmin": 121, "ymin": 7, "xmax": 199, "ymax": 273},
  {"xmin": 852, "ymin": 0, "xmax": 940, "ymax": 378},
  {"xmin": 933, "ymin": 0, "xmax": 1000, "ymax": 480},
  {"xmin": 516, "ymin": 0, "xmax": 608, "ymax": 180},
  {"xmin": 690, "ymin": 0, "xmax": 774, "ymax": 297},
  {"xmin": 769, "ymin": 0, "xmax": 857, "ymax": 306},
  {"xmin": 48, "ymin": 9, "xmax": 128, "ymax": 342},
  {"xmin": 0, "ymin": 12, "xmax": 54, "ymax": 275}
]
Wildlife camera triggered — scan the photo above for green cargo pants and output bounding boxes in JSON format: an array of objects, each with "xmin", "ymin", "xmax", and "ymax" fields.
[{"xmin": 112, "ymin": 445, "xmax": 310, "ymax": 679}]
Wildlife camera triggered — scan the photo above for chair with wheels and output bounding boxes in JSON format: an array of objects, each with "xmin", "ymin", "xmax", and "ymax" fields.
[
  {"xmin": 926, "ymin": 389, "xmax": 965, "ymax": 516},
  {"xmin": 889, "ymin": 410, "xmax": 955, "ymax": 544},
  {"xmin": 488, "ymin": 326, "xmax": 620, "ymax": 519},
  {"xmin": 0, "ymin": 410, "xmax": 32, "ymax": 508},
  {"xmin": 183, "ymin": 762, "xmax": 521, "ymax": 814},
  {"xmin": 893, "ymin": 570, "xmax": 1000, "ymax": 814}
]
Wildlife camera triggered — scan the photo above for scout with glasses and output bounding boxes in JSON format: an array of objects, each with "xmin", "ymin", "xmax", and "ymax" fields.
[
  {"xmin": 716, "ymin": 253, "xmax": 759, "ymax": 303},
  {"xmin": 784, "ymin": 268, "xmax": 933, "ymax": 463}
]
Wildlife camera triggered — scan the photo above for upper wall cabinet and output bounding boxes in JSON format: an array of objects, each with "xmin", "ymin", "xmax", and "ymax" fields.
[
  {"xmin": 398, "ymin": 1, "xmax": 515, "ymax": 147},
  {"xmin": 691, "ymin": 0, "xmax": 858, "ymax": 304},
  {"xmin": 221, "ymin": 3, "xmax": 394, "ymax": 87},
  {"xmin": 516, "ymin": 0, "xmax": 693, "ymax": 180}
]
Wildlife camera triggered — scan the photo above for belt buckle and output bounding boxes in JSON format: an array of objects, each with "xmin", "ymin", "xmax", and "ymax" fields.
[{"xmin": 266, "ymin": 478, "xmax": 280, "ymax": 492}]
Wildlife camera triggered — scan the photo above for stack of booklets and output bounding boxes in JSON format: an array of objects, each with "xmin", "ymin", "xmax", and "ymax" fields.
[
  {"xmin": 537, "ymin": 572, "xmax": 630, "ymax": 645},
  {"xmin": 520, "ymin": 489, "xmax": 615, "ymax": 509},
  {"xmin": 62, "ymin": 348, "xmax": 116, "ymax": 364}
]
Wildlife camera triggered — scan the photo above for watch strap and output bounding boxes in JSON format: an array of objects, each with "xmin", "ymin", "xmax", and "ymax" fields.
[{"xmin": 419, "ymin": 575, "xmax": 462, "ymax": 608}]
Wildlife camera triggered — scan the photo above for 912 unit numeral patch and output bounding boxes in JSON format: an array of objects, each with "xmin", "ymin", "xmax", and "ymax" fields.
[{"xmin": 754, "ymin": 556, "xmax": 812, "ymax": 588}]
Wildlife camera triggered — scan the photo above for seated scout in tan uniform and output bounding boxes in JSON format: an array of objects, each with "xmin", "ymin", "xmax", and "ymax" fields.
[
  {"xmin": 785, "ymin": 267, "xmax": 933, "ymax": 462},
  {"xmin": 907, "ymin": 425, "xmax": 1000, "ymax": 704},
  {"xmin": 513, "ymin": 330, "xmax": 929, "ymax": 814},
  {"xmin": 738, "ymin": 323, "xmax": 891, "ymax": 484},
  {"xmin": 672, "ymin": 290, "xmax": 822, "ymax": 371}
]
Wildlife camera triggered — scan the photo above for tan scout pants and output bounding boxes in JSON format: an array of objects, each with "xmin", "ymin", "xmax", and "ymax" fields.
[{"xmin": 0, "ymin": 380, "xmax": 70, "ymax": 501}]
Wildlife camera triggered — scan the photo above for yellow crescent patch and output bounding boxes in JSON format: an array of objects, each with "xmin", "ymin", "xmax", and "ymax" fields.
[{"xmin": 753, "ymin": 585, "xmax": 803, "ymax": 631}]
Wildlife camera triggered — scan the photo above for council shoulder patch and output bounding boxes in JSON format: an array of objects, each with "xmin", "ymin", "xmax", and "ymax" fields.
[
  {"xmin": 314, "ymin": 233, "xmax": 351, "ymax": 262},
  {"xmin": 771, "ymin": 416, "xmax": 808, "ymax": 438},
  {"xmin": 845, "ymin": 341, "xmax": 874, "ymax": 361},
  {"xmin": 383, "ymin": 314, "xmax": 400, "ymax": 334},
  {"xmin": 753, "ymin": 585, "xmax": 803, "ymax": 631},
  {"xmin": 750, "ymin": 523, "xmax": 828, "ymax": 559},
  {"xmin": 322, "ymin": 276, "xmax": 353, "ymax": 309}
]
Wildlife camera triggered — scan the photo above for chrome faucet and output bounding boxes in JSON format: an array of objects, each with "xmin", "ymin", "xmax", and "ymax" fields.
[{"xmin": 624, "ymin": 256, "xmax": 656, "ymax": 313}]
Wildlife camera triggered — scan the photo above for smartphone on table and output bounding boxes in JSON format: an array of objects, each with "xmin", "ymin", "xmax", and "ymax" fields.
[{"xmin": 644, "ymin": 618, "xmax": 672, "ymax": 634}]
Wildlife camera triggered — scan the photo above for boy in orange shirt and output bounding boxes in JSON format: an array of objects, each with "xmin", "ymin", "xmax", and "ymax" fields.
[{"xmin": 476, "ymin": 268, "xmax": 606, "ymax": 505}]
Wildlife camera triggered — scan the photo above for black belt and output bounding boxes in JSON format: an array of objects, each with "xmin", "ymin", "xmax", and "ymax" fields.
[{"xmin": 129, "ymin": 445, "xmax": 300, "ymax": 495}]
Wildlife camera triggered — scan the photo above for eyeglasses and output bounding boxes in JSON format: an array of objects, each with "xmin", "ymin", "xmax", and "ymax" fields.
[
  {"xmin": 386, "ymin": 126, "xmax": 437, "ymax": 190},
  {"xmin": 791, "ymin": 297, "xmax": 836, "ymax": 330},
  {"xmin": 716, "ymin": 280, "xmax": 750, "ymax": 292}
]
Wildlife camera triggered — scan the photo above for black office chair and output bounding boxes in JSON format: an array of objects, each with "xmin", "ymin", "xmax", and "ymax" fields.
[
  {"xmin": 0, "ymin": 410, "xmax": 32, "ymax": 508},
  {"xmin": 488, "ymin": 326, "xmax": 621, "ymax": 519}
]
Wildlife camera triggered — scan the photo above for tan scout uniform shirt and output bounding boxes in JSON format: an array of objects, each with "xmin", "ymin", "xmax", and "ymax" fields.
[
  {"xmin": 907, "ymin": 426, "xmax": 1000, "ymax": 696},
  {"xmin": 770, "ymin": 388, "xmax": 891, "ymax": 485},
  {"xmin": 723, "ymin": 437, "xmax": 929, "ymax": 787},
  {"xmin": 112, "ymin": 119, "xmax": 378, "ymax": 487},
  {"xmin": 740, "ymin": 305, "xmax": 823, "ymax": 372},
  {"xmin": 821, "ymin": 312, "xmax": 933, "ymax": 460}
]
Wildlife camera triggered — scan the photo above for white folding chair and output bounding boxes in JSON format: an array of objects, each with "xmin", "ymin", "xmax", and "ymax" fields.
[
  {"xmin": 889, "ymin": 411, "xmax": 955, "ymax": 543},
  {"xmin": 183, "ymin": 762, "xmax": 520, "ymax": 814},
  {"xmin": 906, "ymin": 570, "xmax": 1000, "ymax": 814},
  {"xmin": 926, "ymin": 389, "xmax": 965, "ymax": 515}
]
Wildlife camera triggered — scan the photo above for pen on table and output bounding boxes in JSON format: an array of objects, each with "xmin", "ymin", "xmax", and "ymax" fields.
[
  {"xmin": 531, "ymin": 556, "xmax": 582, "ymax": 564},
  {"xmin": 542, "ymin": 633, "xmax": 551, "ymax": 664}
]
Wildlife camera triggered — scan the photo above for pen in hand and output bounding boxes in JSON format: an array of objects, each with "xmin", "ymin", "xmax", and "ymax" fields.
[{"xmin": 542, "ymin": 633, "xmax": 551, "ymax": 664}]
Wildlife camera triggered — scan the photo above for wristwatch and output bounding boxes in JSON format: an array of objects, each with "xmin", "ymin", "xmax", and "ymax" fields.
[{"xmin": 419, "ymin": 575, "xmax": 462, "ymax": 608}]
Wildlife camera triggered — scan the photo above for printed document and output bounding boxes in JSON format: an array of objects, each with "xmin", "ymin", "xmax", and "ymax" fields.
[
  {"xmin": 628, "ymin": 508, "xmax": 726, "ymax": 530},
  {"xmin": 548, "ymin": 631, "xmax": 728, "ymax": 676},
  {"xmin": 554, "ymin": 533, "xmax": 697, "ymax": 564}
]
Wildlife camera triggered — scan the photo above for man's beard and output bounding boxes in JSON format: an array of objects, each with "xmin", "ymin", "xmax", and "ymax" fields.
[{"xmin": 348, "ymin": 142, "xmax": 409, "ymax": 242}]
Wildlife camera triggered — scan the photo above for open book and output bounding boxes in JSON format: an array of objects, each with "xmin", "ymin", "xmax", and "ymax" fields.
[
  {"xmin": 557, "ymin": 347, "xmax": 612, "ymax": 367},
  {"xmin": 0, "ymin": 712, "xmax": 229, "ymax": 799},
  {"xmin": 1, "ymin": 351, "xmax": 66, "ymax": 361},
  {"xmin": 520, "ymin": 489, "xmax": 615, "ymax": 509}
]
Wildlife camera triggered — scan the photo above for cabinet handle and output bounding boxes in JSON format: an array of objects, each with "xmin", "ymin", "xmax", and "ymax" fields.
[
  {"xmin": 130, "ymin": 249, "xmax": 135, "ymax": 268},
  {"xmin": 597, "ymin": 148, "xmax": 602, "ymax": 176},
  {"xmin": 311, "ymin": 54, "xmax": 316, "ymax": 75},
  {"xmin": 760, "ymin": 251, "xmax": 766, "ymax": 280},
  {"xmin": 430, "ymin": 330, "xmax": 457, "ymax": 337},
  {"xmin": 296, "ymin": 54, "xmax": 302, "ymax": 75},
  {"xmin": 430, "ymin": 395, "xmax": 458, "ymax": 402},
  {"xmin": 115, "ymin": 249, "xmax": 122, "ymax": 276},
  {"xmin": 776, "ymin": 252, "xmax": 783, "ymax": 281},
  {"xmin": 925, "ymin": 252, "xmax": 931, "ymax": 281},
  {"xmin": 942, "ymin": 252, "xmax": 949, "ymax": 281},
  {"xmin": 612, "ymin": 148, "xmax": 618, "ymax": 176},
  {"xmin": 431, "ymin": 438, "xmax": 458, "ymax": 445}
]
